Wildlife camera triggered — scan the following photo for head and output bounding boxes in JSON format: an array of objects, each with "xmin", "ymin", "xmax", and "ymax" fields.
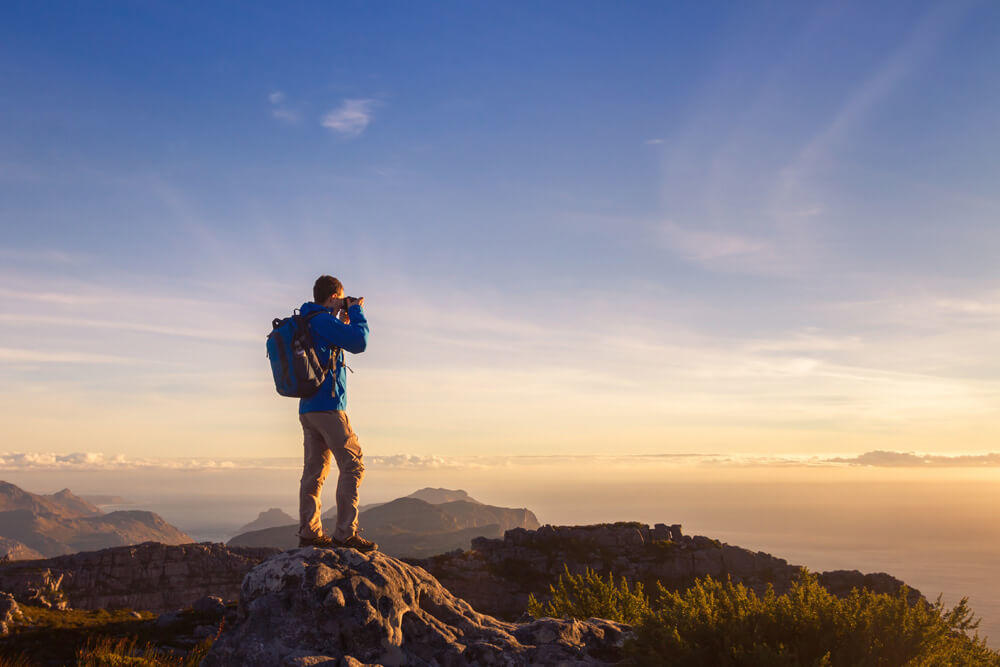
[{"xmin": 313, "ymin": 275, "xmax": 344, "ymax": 309}]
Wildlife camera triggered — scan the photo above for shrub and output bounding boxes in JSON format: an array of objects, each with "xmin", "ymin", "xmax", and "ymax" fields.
[
  {"xmin": 528, "ymin": 568, "xmax": 1000, "ymax": 666},
  {"xmin": 527, "ymin": 565, "xmax": 650, "ymax": 625}
]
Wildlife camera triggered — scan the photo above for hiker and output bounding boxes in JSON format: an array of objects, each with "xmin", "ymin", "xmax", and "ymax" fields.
[{"xmin": 295, "ymin": 275, "xmax": 376, "ymax": 551}]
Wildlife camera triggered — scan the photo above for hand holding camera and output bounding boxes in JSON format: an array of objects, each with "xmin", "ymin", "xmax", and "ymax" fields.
[{"xmin": 336, "ymin": 296, "xmax": 364, "ymax": 323}]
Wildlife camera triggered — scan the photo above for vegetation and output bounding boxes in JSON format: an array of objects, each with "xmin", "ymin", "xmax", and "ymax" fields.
[
  {"xmin": 0, "ymin": 604, "xmax": 221, "ymax": 666},
  {"xmin": 75, "ymin": 634, "xmax": 214, "ymax": 666},
  {"xmin": 528, "ymin": 565, "xmax": 650, "ymax": 626},
  {"xmin": 529, "ymin": 567, "xmax": 1000, "ymax": 666}
]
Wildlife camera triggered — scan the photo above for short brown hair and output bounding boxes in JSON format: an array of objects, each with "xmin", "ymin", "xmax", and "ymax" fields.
[{"xmin": 313, "ymin": 275, "xmax": 344, "ymax": 303}]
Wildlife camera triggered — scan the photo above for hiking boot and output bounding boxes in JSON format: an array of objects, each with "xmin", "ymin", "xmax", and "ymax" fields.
[
  {"xmin": 334, "ymin": 532, "xmax": 379, "ymax": 553},
  {"xmin": 298, "ymin": 534, "xmax": 335, "ymax": 548}
]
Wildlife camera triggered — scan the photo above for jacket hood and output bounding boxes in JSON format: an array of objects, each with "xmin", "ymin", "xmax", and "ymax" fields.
[{"xmin": 300, "ymin": 302, "xmax": 328, "ymax": 315}]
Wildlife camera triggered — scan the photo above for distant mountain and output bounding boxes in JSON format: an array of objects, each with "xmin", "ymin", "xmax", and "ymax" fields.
[
  {"xmin": 408, "ymin": 488, "xmax": 482, "ymax": 505},
  {"xmin": 230, "ymin": 491, "xmax": 539, "ymax": 558},
  {"xmin": 0, "ymin": 481, "xmax": 191, "ymax": 558},
  {"xmin": 322, "ymin": 487, "xmax": 482, "ymax": 518},
  {"xmin": 235, "ymin": 508, "xmax": 296, "ymax": 535},
  {"xmin": 0, "ymin": 537, "xmax": 44, "ymax": 561},
  {"xmin": 0, "ymin": 483, "xmax": 102, "ymax": 519}
]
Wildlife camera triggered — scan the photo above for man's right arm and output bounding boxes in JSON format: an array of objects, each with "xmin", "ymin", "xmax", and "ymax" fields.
[{"xmin": 312, "ymin": 305, "xmax": 368, "ymax": 353}]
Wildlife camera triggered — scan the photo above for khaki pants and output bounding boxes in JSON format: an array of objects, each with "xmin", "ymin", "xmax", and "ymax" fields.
[{"xmin": 298, "ymin": 411, "xmax": 365, "ymax": 541}]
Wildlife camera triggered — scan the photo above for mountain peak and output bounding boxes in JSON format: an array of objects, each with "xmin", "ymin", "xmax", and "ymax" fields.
[
  {"xmin": 234, "ymin": 508, "xmax": 296, "ymax": 536},
  {"xmin": 407, "ymin": 488, "xmax": 481, "ymax": 505}
]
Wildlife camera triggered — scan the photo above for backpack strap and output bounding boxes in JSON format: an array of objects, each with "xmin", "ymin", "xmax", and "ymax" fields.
[{"xmin": 302, "ymin": 310, "xmax": 340, "ymax": 374}]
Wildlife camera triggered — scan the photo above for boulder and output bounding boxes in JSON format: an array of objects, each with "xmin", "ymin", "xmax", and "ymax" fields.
[
  {"xmin": 204, "ymin": 547, "xmax": 631, "ymax": 666},
  {"xmin": 0, "ymin": 592, "xmax": 23, "ymax": 636},
  {"xmin": 192, "ymin": 595, "xmax": 226, "ymax": 617}
]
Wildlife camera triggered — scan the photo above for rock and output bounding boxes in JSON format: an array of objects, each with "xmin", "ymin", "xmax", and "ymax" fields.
[
  {"xmin": 0, "ymin": 592, "xmax": 23, "ymax": 635},
  {"xmin": 0, "ymin": 542, "xmax": 278, "ymax": 613},
  {"xmin": 156, "ymin": 610, "xmax": 182, "ymax": 628},
  {"xmin": 819, "ymin": 569, "xmax": 922, "ymax": 605},
  {"xmin": 414, "ymin": 523, "xmax": 924, "ymax": 621},
  {"xmin": 192, "ymin": 595, "xmax": 226, "ymax": 617},
  {"xmin": 204, "ymin": 547, "xmax": 631, "ymax": 666}
]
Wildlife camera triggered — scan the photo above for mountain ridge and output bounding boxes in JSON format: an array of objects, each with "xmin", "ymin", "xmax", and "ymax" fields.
[
  {"xmin": 229, "ymin": 491, "xmax": 540, "ymax": 557},
  {"xmin": 0, "ymin": 481, "xmax": 191, "ymax": 558}
]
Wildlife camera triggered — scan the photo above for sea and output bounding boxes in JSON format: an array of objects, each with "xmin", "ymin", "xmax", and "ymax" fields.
[{"xmin": 4, "ymin": 458, "xmax": 999, "ymax": 647}]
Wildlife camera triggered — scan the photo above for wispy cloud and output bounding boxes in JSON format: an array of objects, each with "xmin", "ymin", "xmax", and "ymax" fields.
[
  {"xmin": 0, "ymin": 313, "xmax": 258, "ymax": 343},
  {"xmin": 825, "ymin": 450, "xmax": 1000, "ymax": 467},
  {"xmin": 777, "ymin": 2, "xmax": 974, "ymax": 202},
  {"xmin": 0, "ymin": 248, "xmax": 87, "ymax": 265},
  {"xmin": 645, "ymin": 138, "xmax": 664, "ymax": 145},
  {"xmin": 0, "ymin": 347, "xmax": 143, "ymax": 365},
  {"xmin": 659, "ymin": 221, "xmax": 776, "ymax": 272},
  {"xmin": 267, "ymin": 90, "xmax": 299, "ymax": 123},
  {"xmin": 4, "ymin": 450, "xmax": 999, "ymax": 472},
  {"xmin": 0, "ymin": 452, "xmax": 473, "ymax": 471},
  {"xmin": 321, "ymin": 98, "xmax": 376, "ymax": 137}
]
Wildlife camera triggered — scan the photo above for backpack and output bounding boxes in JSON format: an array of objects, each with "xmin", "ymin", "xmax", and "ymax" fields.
[{"xmin": 266, "ymin": 310, "xmax": 338, "ymax": 398}]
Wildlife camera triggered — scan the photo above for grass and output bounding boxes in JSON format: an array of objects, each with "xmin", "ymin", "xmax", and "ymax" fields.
[{"xmin": 0, "ymin": 604, "xmax": 225, "ymax": 666}]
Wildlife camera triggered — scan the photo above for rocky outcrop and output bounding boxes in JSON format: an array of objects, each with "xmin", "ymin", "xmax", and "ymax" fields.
[
  {"xmin": 230, "ymin": 495, "xmax": 540, "ymax": 559},
  {"xmin": 0, "ymin": 592, "xmax": 23, "ymax": 636},
  {"xmin": 414, "ymin": 523, "xmax": 921, "ymax": 620},
  {"xmin": 0, "ymin": 537, "xmax": 44, "ymax": 562},
  {"xmin": 204, "ymin": 547, "xmax": 630, "ymax": 666},
  {"xmin": 0, "ymin": 542, "xmax": 279, "ymax": 613}
]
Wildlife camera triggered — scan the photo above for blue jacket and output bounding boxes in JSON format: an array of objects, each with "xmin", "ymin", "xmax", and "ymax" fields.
[{"xmin": 298, "ymin": 301, "xmax": 369, "ymax": 414}]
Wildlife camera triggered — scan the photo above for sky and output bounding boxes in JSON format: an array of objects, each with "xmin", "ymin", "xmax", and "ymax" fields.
[{"xmin": 1, "ymin": 1, "xmax": 998, "ymax": 462}]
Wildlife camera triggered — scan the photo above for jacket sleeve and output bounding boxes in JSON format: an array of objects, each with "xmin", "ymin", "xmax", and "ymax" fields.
[{"xmin": 312, "ymin": 305, "xmax": 369, "ymax": 354}]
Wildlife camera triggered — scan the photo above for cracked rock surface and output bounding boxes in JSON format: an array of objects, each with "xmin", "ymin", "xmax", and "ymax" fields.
[{"xmin": 204, "ymin": 547, "xmax": 630, "ymax": 666}]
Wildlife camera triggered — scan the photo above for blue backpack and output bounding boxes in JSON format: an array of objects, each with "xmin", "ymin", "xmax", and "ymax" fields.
[{"xmin": 266, "ymin": 310, "xmax": 336, "ymax": 398}]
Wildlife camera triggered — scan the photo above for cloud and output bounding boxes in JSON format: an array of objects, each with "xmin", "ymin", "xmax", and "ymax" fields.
[
  {"xmin": 0, "ymin": 347, "xmax": 143, "ymax": 364},
  {"xmin": 824, "ymin": 450, "xmax": 1000, "ymax": 467},
  {"xmin": 777, "ymin": 2, "xmax": 973, "ymax": 201},
  {"xmin": 321, "ymin": 99, "xmax": 376, "ymax": 137},
  {"xmin": 645, "ymin": 138, "xmax": 664, "ymax": 145},
  {"xmin": 0, "ymin": 248, "xmax": 86, "ymax": 265},
  {"xmin": 659, "ymin": 221, "xmax": 775, "ymax": 270},
  {"xmin": 0, "ymin": 313, "xmax": 258, "ymax": 343},
  {"xmin": 268, "ymin": 90, "xmax": 298, "ymax": 123},
  {"xmin": 6, "ymin": 450, "xmax": 999, "ymax": 472},
  {"xmin": 0, "ymin": 451, "xmax": 472, "ymax": 471},
  {"xmin": 0, "ymin": 287, "xmax": 104, "ymax": 305}
]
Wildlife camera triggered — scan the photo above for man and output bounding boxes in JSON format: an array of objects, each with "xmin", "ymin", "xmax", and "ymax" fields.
[{"xmin": 296, "ymin": 275, "xmax": 377, "ymax": 551}]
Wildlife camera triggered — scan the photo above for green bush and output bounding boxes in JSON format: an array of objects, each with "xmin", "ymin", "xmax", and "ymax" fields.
[
  {"xmin": 527, "ymin": 565, "xmax": 650, "ymax": 625},
  {"xmin": 528, "ymin": 568, "xmax": 1000, "ymax": 666}
]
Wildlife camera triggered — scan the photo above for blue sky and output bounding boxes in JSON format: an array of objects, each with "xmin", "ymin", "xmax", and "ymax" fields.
[{"xmin": 1, "ymin": 1, "xmax": 998, "ymax": 460}]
